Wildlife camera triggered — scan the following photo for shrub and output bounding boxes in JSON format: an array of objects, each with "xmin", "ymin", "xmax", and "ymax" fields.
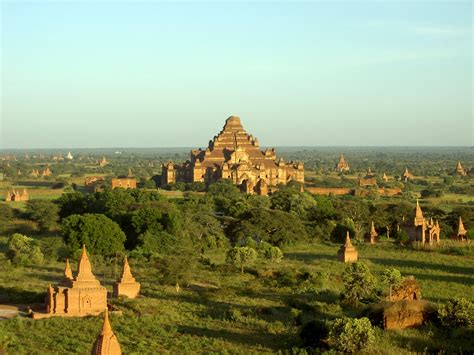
[
  {"xmin": 6, "ymin": 233, "xmax": 44, "ymax": 265},
  {"xmin": 25, "ymin": 200, "xmax": 59, "ymax": 232},
  {"xmin": 300, "ymin": 319, "xmax": 329, "ymax": 348},
  {"xmin": 226, "ymin": 247, "xmax": 257, "ymax": 273},
  {"xmin": 438, "ymin": 298, "xmax": 474, "ymax": 327},
  {"xmin": 327, "ymin": 317, "xmax": 375, "ymax": 352},
  {"xmin": 395, "ymin": 230, "xmax": 409, "ymax": 245}
]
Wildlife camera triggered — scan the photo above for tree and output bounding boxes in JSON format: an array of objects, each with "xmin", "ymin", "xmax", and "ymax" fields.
[
  {"xmin": 270, "ymin": 189, "xmax": 316, "ymax": 219},
  {"xmin": 381, "ymin": 268, "xmax": 403, "ymax": 298},
  {"xmin": 61, "ymin": 214, "xmax": 126, "ymax": 256},
  {"xmin": 327, "ymin": 317, "xmax": 375, "ymax": 352},
  {"xmin": 7, "ymin": 233, "xmax": 44, "ymax": 265},
  {"xmin": 229, "ymin": 208, "xmax": 308, "ymax": 246},
  {"xmin": 25, "ymin": 200, "xmax": 59, "ymax": 232},
  {"xmin": 300, "ymin": 319, "xmax": 329, "ymax": 348},
  {"xmin": 226, "ymin": 247, "xmax": 257, "ymax": 273},
  {"xmin": 395, "ymin": 230, "xmax": 409, "ymax": 245},
  {"xmin": 342, "ymin": 262, "xmax": 376, "ymax": 306}
]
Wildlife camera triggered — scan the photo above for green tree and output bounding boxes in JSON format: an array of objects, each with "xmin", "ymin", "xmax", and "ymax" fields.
[
  {"xmin": 327, "ymin": 317, "xmax": 375, "ymax": 352},
  {"xmin": 25, "ymin": 200, "xmax": 59, "ymax": 232},
  {"xmin": 342, "ymin": 262, "xmax": 376, "ymax": 306},
  {"xmin": 61, "ymin": 214, "xmax": 126, "ymax": 256},
  {"xmin": 7, "ymin": 233, "xmax": 44, "ymax": 265},
  {"xmin": 226, "ymin": 246, "xmax": 257, "ymax": 273}
]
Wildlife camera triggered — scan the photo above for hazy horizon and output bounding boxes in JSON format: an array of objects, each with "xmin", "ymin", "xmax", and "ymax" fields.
[{"xmin": 1, "ymin": 1, "xmax": 472, "ymax": 149}]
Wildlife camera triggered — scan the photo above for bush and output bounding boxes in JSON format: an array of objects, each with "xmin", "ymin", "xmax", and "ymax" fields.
[
  {"xmin": 300, "ymin": 319, "xmax": 329, "ymax": 348},
  {"xmin": 438, "ymin": 298, "xmax": 474, "ymax": 327},
  {"xmin": 226, "ymin": 247, "xmax": 257, "ymax": 273},
  {"xmin": 327, "ymin": 317, "xmax": 375, "ymax": 352},
  {"xmin": 395, "ymin": 230, "xmax": 409, "ymax": 245},
  {"xmin": 6, "ymin": 233, "xmax": 44, "ymax": 265}
]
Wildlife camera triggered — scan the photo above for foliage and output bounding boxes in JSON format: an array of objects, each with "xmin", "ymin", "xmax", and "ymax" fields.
[
  {"xmin": 263, "ymin": 245, "xmax": 283, "ymax": 263},
  {"xmin": 438, "ymin": 298, "xmax": 474, "ymax": 327},
  {"xmin": 25, "ymin": 200, "xmax": 59, "ymax": 231},
  {"xmin": 395, "ymin": 230, "xmax": 409, "ymax": 245},
  {"xmin": 6, "ymin": 233, "xmax": 44, "ymax": 265},
  {"xmin": 300, "ymin": 319, "xmax": 329, "ymax": 348},
  {"xmin": 229, "ymin": 208, "xmax": 308, "ymax": 247},
  {"xmin": 61, "ymin": 213, "xmax": 126, "ymax": 256},
  {"xmin": 226, "ymin": 246, "xmax": 257, "ymax": 273},
  {"xmin": 327, "ymin": 317, "xmax": 375, "ymax": 352},
  {"xmin": 342, "ymin": 262, "xmax": 376, "ymax": 306},
  {"xmin": 0, "ymin": 205, "xmax": 14, "ymax": 232},
  {"xmin": 381, "ymin": 268, "xmax": 403, "ymax": 289}
]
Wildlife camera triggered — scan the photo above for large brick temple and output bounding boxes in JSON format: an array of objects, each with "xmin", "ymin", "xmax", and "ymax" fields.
[{"xmin": 161, "ymin": 116, "xmax": 304, "ymax": 194}]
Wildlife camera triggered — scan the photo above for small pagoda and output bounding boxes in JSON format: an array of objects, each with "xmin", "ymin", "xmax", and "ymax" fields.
[
  {"xmin": 337, "ymin": 232, "xmax": 358, "ymax": 263},
  {"xmin": 366, "ymin": 221, "xmax": 378, "ymax": 244},
  {"xmin": 113, "ymin": 257, "xmax": 140, "ymax": 299},
  {"xmin": 91, "ymin": 309, "xmax": 122, "ymax": 355},
  {"xmin": 453, "ymin": 216, "xmax": 468, "ymax": 241}
]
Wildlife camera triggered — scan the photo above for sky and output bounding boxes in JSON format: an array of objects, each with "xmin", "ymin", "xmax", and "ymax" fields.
[{"xmin": 0, "ymin": 0, "xmax": 472, "ymax": 149}]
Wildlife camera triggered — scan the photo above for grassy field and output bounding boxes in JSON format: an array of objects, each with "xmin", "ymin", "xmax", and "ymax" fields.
[{"xmin": 0, "ymin": 234, "xmax": 472, "ymax": 354}]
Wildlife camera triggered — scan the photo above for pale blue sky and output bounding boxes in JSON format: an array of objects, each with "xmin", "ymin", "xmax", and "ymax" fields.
[{"xmin": 1, "ymin": 1, "xmax": 472, "ymax": 148}]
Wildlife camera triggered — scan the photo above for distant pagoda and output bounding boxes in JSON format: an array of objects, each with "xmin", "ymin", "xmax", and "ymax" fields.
[{"xmin": 335, "ymin": 153, "xmax": 350, "ymax": 172}]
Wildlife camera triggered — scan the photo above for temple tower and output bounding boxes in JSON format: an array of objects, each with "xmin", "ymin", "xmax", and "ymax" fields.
[{"xmin": 91, "ymin": 309, "xmax": 122, "ymax": 355}]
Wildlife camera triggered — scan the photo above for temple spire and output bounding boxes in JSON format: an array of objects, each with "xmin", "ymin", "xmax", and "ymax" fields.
[
  {"xmin": 92, "ymin": 309, "xmax": 122, "ymax": 355},
  {"xmin": 75, "ymin": 245, "xmax": 98, "ymax": 283},
  {"xmin": 64, "ymin": 258, "xmax": 73, "ymax": 280},
  {"xmin": 458, "ymin": 216, "xmax": 466, "ymax": 235},
  {"xmin": 345, "ymin": 231, "xmax": 353, "ymax": 246}
]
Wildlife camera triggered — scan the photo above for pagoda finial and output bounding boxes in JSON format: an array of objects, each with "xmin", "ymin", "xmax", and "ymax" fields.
[
  {"xmin": 101, "ymin": 309, "xmax": 113, "ymax": 335},
  {"xmin": 75, "ymin": 245, "xmax": 96, "ymax": 282},
  {"xmin": 345, "ymin": 231, "xmax": 353, "ymax": 246}
]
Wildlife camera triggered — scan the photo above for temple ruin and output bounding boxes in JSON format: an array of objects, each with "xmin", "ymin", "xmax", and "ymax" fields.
[{"xmin": 5, "ymin": 189, "xmax": 29, "ymax": 202}]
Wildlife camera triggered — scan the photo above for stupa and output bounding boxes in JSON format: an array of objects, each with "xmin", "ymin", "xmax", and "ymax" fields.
[
  {"xmin": 113, "ymin": 257, "xmax": 140, "ymax": 299},
  {"xmin": 337, "ymin": 232, "xmax": 358, "ymax": 263}
]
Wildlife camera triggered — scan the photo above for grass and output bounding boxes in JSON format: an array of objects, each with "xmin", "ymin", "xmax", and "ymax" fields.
[{"xmin": 0, "ymin": 234, "xmax": 473, "ymax": 354}]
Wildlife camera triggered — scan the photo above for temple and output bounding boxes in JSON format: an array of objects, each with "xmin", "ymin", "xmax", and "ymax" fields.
[
  {"xmin": 113, "ymin": 257, "xmax": 140, "ymax": 299},
  {"xmin": 358, "ymin": 167, "xmax": 377, "ymax": 187},
  {"xmin": 401, "ymin": 167, "xmax": 413, "ymax": 182},
  {"xmin": 335, "ymin": 153, "xmax": 350, "ymax": 172},
  {"xmin": 401, "ymin": 200, "xmax": 440, "ymax": 244},
  {"xmin": 454, "ymin": 161, "xmax": 467, "ymax": 176},
  {"xmin": 161, "ymin": 116, "xmax": 304, "ymax": 194},
  {"xmin": 91, "ymin": 309, "xmax": 122, "ymax": 355},
  {"xmin": 112, "ymin": 170, "xmax": 137, "ymax": 189},
  {"xmin": 33, "ymin": 246, "xmax": 107, "ymax": 319},
  {"xmin": 5, "ymin": 189, "xmax": 29, "ymax": 202},
  {"xmin": 337, "ymin": 232, "xmax": 358, "ymax": 263},
  {"xmin": 99, "ymin": 156, "xmax": 109, "ymax": 167}
]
